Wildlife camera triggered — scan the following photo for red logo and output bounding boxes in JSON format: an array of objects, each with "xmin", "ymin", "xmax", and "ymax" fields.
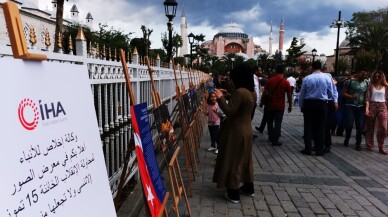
[{"xmin": 18, "ymin": 98, "xmax": 39, "ymax": 130}]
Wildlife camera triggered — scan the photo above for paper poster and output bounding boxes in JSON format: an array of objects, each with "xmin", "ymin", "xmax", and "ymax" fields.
[
  {"xmin": 0, "ymin": 59, "xmax": 116, "ymax": 217},
  {"xmin": 130, "ymin": 102, "xmax": 166, "ymax": 217}
]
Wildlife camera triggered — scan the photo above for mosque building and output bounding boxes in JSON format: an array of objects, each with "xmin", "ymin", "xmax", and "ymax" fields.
[{"xmin": 179, "ymin": 8, "xmax": 285, "ymax": 59}]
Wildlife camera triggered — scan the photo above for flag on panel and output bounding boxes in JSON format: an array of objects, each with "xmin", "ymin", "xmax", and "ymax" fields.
[{"xmin": 130, "ymin": 102, "xmax": 166, "ymax": 216}]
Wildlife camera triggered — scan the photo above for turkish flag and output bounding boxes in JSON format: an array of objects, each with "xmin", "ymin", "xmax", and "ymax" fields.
[{"xmin": 131, "ymin": 105, "xmax": 163, "ymax": 216}]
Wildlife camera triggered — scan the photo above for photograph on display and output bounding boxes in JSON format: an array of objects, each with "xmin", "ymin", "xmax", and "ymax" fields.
[
  {"xmin": 152, "ymin": 104, "xmax": 177, "ymax": 161},
  {"xmin": 182, "ymin": 93, "xmax": 192, "ymax": 124},
  {"xmin": 189, "ymin": 90, "xmax": 198, "ymax": 114}
]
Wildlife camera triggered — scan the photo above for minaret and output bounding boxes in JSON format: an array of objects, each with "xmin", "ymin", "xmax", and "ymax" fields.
[
  {"xmin": 279, "ymin": 15, "xmax": 284, "ymax": 54},
  {"xmin": 70, "ymin": 4, "xmax": 79, "ymax": 21},
  {"xmin": 269, "ymin": 21, "xmax": 273, "ymax": 55},
  {"xmin": 179, "ymin": 5, "xmax": 188, "ymax": 57},
  {"xmin": 86, "ymin": 12, "xmax": 94, "ymax": 29}
]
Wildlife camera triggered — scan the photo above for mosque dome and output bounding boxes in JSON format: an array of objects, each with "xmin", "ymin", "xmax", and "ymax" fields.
[
  {"xmin": 339, "ymin": 37, "xmax": 350, "ymax": 48},
  {"xmin": 218, "ymin": 23, "xmax": 244, "ymax": 34},
  {"xmin": 214, "ymin": 23, "xmax": 248, "ymax": 39}
]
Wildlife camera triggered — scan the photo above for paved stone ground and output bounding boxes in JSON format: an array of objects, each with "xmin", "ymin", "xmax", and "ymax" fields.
[{"xmin": 123, "ymin": 107, "xmax": 388, "ymax": 217}]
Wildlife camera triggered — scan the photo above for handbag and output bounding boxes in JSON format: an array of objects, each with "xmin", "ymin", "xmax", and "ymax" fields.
[{"xmin": 261, "ymin": 78, "xmax": 284, "ymax": 105}]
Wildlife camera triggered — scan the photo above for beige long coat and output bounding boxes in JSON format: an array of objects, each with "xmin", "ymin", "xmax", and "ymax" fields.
[{"xmin": 212, "ymin": 88, "xmax": 256, "ymax": 189}]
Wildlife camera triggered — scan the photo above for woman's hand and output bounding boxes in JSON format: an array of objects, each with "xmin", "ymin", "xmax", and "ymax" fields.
[
  {"xmin": 214, "ymin": 89, "xmax": 223, "ymax": 99},
  {"xmin": 365, "ymin": 107, "xmax": 370, "ymax": 116}
]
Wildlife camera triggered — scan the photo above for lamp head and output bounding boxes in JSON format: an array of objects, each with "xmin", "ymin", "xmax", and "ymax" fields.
[
  {"xmin": 163, "ymin": 0, "xmax": 178, "ymax": 21},
  {"xmin": 312, "ymin": 48, "xmax": 317, "ymax": 57},
  {"xmin": 188, "ymin": 32, "xmax": 195, "ymax": 44}
]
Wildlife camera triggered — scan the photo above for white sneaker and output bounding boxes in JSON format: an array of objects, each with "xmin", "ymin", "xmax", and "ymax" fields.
[
  {"xmin": 208, "ymin": 147, "xmax": 217, "ymax": 151},
  {"xmin": 224, "ymin": 193, "xmax": 239, "ymax": 204},
  {"xmin": 214, "ymin": 149, "xmax": 218, "ymax": 154}
]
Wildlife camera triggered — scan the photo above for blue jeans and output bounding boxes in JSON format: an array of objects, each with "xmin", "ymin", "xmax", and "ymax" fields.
[{"xmin": 344, "ymin": 105, "xmax": 365, "ymax": 146}]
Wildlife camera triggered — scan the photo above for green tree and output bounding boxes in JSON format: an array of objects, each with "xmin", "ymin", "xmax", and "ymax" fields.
[
  {"xmin": 355, "ymin": 48, "xmax": 381, "ymax": 72},
  {"xmin": 62, "ymin": 23, "xmax": 92, "ymax": 54},
  {"xmin": 286, "ymin": 37, "xmax": 306, "ymax": 70},
  {"xmin": 348, "ymin": 7, "xmax": 388, "ymax": 71},
  {"xmin": 245, "ymin": 58, "xmax": 258, "ymax": 70},
  {"xmin": 258, "ymin": 53, "xmax": 270, "ymax": 76},
  {"xmin": 149, "ymin": 48, "xmax": 166, "ymax": 61},
  {"xmin": 61, "ymin": 23, "xmax": 132, "ymax": 58},
  {"xmin": 272, "ymin": 50, "xmax": 283, "ymax": 65},
  {"xmin": 130, "ymin": 38, "xmax": 147, "ymax": 58},
  {"xmin": 161, "ymin": 32, "xmax": 182, "ymax": 60},
  {"xmin": 337, "ymin": 58, "xmax": 350, "ymax": 75}
]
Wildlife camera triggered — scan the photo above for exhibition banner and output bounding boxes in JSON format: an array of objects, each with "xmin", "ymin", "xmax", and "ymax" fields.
[{"xmin": 0, "ymin": 59, "xmax": 116, "ymax": 217}]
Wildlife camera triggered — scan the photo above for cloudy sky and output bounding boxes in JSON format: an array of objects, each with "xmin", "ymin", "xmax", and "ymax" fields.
[{"xmin": 39, "ymin": 0, "xmax": 387, "ymax": 56}]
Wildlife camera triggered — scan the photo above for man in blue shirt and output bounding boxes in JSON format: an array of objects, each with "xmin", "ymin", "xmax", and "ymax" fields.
[{"xmin": 299, "ymin": 61, "xmax": 338, "ymax": 156}]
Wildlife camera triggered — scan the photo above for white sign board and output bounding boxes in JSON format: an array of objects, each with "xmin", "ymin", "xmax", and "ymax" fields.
[{"xmin": 0, "ymin": 59, "xmax": 117, "ymax": 217}]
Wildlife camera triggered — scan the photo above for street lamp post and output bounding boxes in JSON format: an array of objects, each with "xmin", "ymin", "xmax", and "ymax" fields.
[
  {"xmin": 163, "ymin": 0, "xmax": 178, "ymax": 61},
  {"xmin": 312, "ymin": 48, "xmax": 317, "ymax": 62},
  {"xmin": 188, "ymin": 32, "xmax": 195, "ymax": 68},
  {"xmin": 231, "ymin": 58, "xmax": 235, "ymax": 69},
  {"xmin": 330, "ymin": 11, "xmax": 345, "ymax": 76}
]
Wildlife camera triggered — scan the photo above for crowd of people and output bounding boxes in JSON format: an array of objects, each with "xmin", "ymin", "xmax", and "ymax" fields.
[{"xmin": 203, "ymin": 61, "xmax": 388, "ymax": 204}]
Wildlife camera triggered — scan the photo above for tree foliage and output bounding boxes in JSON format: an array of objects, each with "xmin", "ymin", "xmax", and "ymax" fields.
[
  {"xmin": 348, "ymin": 7, "xmax": 388, "ymax": 71},
  {"xmin": 161, "ymin": 32, "xmax": 182, "ymax": 60},
  {"xmin": 285, "ymin": 37, "xmax": 306, "ymax": 68}
]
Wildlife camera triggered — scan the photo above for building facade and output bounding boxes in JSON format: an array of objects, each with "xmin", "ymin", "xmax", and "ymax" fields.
[{"xmin": 201, "ymin": 23, "xmax": 259, "ymax": 57}]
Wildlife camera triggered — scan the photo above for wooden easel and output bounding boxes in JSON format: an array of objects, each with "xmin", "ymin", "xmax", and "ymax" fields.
[
  {"xmin": 145, "ymin": 57, "xmax": 191, "ymax": 216},
  {"xmin": 120, "ymin": 50, "xmax": 169, "ymax": 217},
  {"xmin": 173, "ymin": 63, "xmax": 198, "ymax": 192},
  {"xmin": 186, "ymin": 68, "xmax": 201, "ymax": 163},
  {"xmin": 3, "ymin": 2, "xmax": 47, "ymax": 61},
  {"xmin": 167, "ymin": 146, "xmax": 191, "ymax": 217},
  {"xmin": 175, "ymin": 67, "xmax": 203, "ymax": 186},
  {"xmin": 179, "ymin": 65, "xmax": 186, "ymax": 93}
]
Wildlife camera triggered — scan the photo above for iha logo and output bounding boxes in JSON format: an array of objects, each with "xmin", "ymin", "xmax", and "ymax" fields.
[
  {"xmin": 18, "ymin": 98, "xmax": 67, "ymax": 130},
  {"xmin": 18, "ymin": 98, "xmax": 39, "ymax": 130}
]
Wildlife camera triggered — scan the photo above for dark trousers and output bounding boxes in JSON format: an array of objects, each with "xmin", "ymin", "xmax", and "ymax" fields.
[
  {"xmin": 303, "ymin": 100, "xmax": 328, "ymax": 154},
  {"xmin": 208, "ymin": 125, "xmax": 220, "ymax": 148},
  {"xmin": 258, "ymin": 106, "xmax": 269, "ymax": 131},
  {"xmin": 325, "ymin": 100, "xmax": 335, "ymax": 149},
  {"xmin": 344, "ymin": 105, "xmax": 366, "ymax": 146},
  {"xmin": 227, "ymin": 182, "xmax": 254, "ymax": 200},
  {"xmin": 267, "ymin": 110, "xmax": 284, "ymax": 143}
]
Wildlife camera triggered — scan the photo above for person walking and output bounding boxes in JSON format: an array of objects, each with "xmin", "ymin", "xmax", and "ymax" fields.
[
  {"xmin": 323, "ymin": 69, "xmax": 339, "ymax": 153},
  {"xmin": 287, "ymin": 74, "xmax": 296, "ymax": 106},
  {"xmin": 299, "ymin": 61, "xmax": 338, "ymax": 156},
  {"xmin": 365, "ymin": 70, "xmax": 388, "ymax": 155},
  {"xmin": 213, "ymin": 62, "xmax": 256, "ymax": 204},
  {"xmin": 259, "ymin": 64, "xmax": 292, "ymax": 146},
  {"xmin": 200, "ymin": 92, "xmax": 221, "ymax": 154},
  {"xmin": 252, "ymin": 70, "xmax": 261, "ymax": 139},
  {"xmin": 342, "ymin": 70, "xmax": 369, "ymax": 151}
]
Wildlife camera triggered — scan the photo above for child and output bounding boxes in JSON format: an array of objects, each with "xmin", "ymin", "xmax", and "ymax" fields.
[{"xmin": 200, "ymin": 92, "xmax": 221, "ymax": 154}]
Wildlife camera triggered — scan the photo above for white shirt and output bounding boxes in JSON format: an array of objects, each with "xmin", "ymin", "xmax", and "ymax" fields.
[
  {"xmin": 287, "ymin": 76, "xmax": 296, "ymax": 87},
  {"xmin": 371, "ymin": 86, "xmax": 386, "ymax": 102},
  {"xmin": 254, "ymin": 74, "xmax": 260, "ymax": 104}
]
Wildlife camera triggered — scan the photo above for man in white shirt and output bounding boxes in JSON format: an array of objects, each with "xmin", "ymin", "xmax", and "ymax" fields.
[
  {"xmin": 252, "ymin": 70, "xmax": 261, "ymax": 139},
  {"xmin": 287, "ymin": 74, "xmax": 296, "ymax": 95}
]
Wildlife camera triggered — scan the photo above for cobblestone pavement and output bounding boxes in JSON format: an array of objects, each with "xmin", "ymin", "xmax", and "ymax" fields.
[{"xmin": 123, "ymin": 108, "xmax": 388, "ymax": 217}]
